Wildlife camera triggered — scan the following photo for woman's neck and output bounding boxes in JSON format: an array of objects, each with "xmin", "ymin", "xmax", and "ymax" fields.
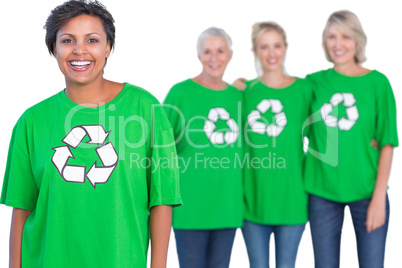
[
  {"xmin": 65, "ymin": 78, "xmax": 124, "ymax": 107},
  {"xmin": 334, "ymin": 61, "xmax": 370, "ymax": 76},
  {"xmin": 260, "ymin": 70, "xmax": 294, "ymax": 88},
  {"xmin": 193, "ymin": 73, "xmax": 227, "ymax": 90}
]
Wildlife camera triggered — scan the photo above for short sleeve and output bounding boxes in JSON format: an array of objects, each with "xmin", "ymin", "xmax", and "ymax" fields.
[
  {"xmin": 148, "ymin": 102, "xmax": 182, "ymax": 209},
  {"xmin": 1, "ymin": 114, "xmax": 38, "ymax": 211},
  {"xmin": 302, "ymin": 76, "xmax": 317, "ymax": 139},
  {"xmin": 375, "ymin": 75, "xmax": 399, "ymax": 148},
  {"xmin": 163, "ymin": 86, "xmax": 184, "ymax": 141}
]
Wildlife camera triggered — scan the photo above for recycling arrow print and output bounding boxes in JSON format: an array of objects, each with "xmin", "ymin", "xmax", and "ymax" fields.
[
  {"xmin": 63, "ymin": 125, "xmax": 110, "ymax": 148},
  {"xmin": 204, "ymin": 108, "xmax": 239, "ymax": 145},
  {"xmin": 51, "ymin": 125, "xmax": 119, "ymax": 188},
  {"xmin": 87, "ymin": 142, "xmax": 119, "ymax": 187},
  {"xmin": 321, "ymin": 93, "xmax": 359, "ymax": 131},
  {"xmin": 249, "ymin": 99, "xmax": 287, "ymax": 137}
]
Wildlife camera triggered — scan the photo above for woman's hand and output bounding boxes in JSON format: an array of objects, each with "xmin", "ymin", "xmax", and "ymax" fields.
[
  {"xmin": 370, "ymin": 139, "xmax": 378, "ymax": 149},
  {"xmin": 366, "ymin": 145, "xmax": 393, "ymax": 233},
  {"xmin": 232, "ymin": 78, "xmax": 247, "ymax": 90},
  {"xmin": 366, "ymin": 197, "xmax": 386, "ymax": 232}
]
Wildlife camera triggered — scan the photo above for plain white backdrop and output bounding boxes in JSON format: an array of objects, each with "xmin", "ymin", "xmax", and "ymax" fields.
[{"xmin": 0, "ymin": 0, "xmax": 401, "ymax": 267}]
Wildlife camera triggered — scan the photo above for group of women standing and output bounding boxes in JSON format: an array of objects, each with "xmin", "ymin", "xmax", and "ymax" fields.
[
  {"xmin": 0, "ymin": 0, "xmax": 397, "ymax": 267},
  {"xmin": 164, "ymin": 10, "xmax": 398, "ymax": 268}
]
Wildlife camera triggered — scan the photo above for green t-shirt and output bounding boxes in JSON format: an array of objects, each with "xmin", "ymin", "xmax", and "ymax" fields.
[
  {"xmin": 243, "ymin": 78, "xmax": 312, "ymax": 225},
  {"xmin": 163, "ymin": 79, "xmax": 243, "ymax": 229},
  {"xmin": 304, "ymin": 69, "xmax": 399, "ymax": 202},
  {"xmin": 1, "ymin": 83, "xmax": 182, "ymax": 268}
]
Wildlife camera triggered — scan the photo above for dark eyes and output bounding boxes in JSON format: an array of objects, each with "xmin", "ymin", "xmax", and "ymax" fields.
[
  {"xmin": 61, "ymin": 39, "xmax": 73, "ymax": 44},
  {"xmin": 60, "ymin": 38, "xmax": 99, "ymax": 44}
]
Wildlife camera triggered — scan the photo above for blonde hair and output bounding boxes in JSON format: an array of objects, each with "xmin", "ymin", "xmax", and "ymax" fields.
[
  {"xmin": 251, "ymin": 21, "xmax": 287, "ymax": 53},
  {"xmin": 322, "ymin": 10, "xmax": 367, "ymax": 63},
  {"xmin": 251, "ymin": 21, "xmax": 287, "ymax": 76}
]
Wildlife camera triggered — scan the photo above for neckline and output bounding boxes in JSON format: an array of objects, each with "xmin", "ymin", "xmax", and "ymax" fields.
[
  {"xmin": 189, "ymin": 78, "xmax": 230, "ymax": 92},
  {"xmin": 59, "ymin": 82, "xmax": 129, "ymax": 112},
  {"xmin": 331, "ymin": 68, "xmax": 375, "ymax": 78},
  {"xmin": 255, "ymin": 77, "xmax": 299, "ymax": 90}
]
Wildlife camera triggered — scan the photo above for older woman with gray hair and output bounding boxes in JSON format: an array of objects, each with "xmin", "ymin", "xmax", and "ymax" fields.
[{"xmin": 163, "ymin": 27, "xmax": 243, "ymax": 268}]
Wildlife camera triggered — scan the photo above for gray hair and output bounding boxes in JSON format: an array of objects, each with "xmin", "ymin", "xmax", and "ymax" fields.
[
  {"xmin": 196, "ymin": 27, "xmax": 232, "ymax": 55},
  {"xmin": 323, "ymin": 10, "xmax": 367, "ymax": 64}
]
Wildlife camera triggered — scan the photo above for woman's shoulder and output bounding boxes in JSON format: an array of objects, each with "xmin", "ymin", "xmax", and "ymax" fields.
[
  {"xmin": 165, "ymin": 79, "xmax": 194, "ymax": 96},
  {"xmin": 170, "ymin": 79, "xmax": 194, "ymax": 91},
  {"xmin": 24, "ymin": 91, "xmax": 63, "ymax": 116},
  {"xmin": 243, "ymin": 78, "xmax": 261, "ymax": 92},
  {"xmin": 124, "ymin": 83, "xmax": 162, "ymax": 105},
  {"xmin": 367, "ymin": 70, "xmax": 390, "ymax": 82},
  {"xmin": 305, "ymin": 68, "xmax": 332, "ymax": 80}
]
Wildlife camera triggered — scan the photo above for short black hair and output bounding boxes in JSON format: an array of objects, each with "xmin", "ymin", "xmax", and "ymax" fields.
[{"xmin": 44, "ymin": 0, "xmax": 115, "ymax": 55}]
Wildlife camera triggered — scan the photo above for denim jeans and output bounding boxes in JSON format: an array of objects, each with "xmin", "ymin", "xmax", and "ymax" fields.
[
  {"xmin": 309, "ymin": 194, "xmax": 390, "ymax": 268},
  {"xmin": 174, "ymin": 228, "xmax": 237, "ymax": 268},
  {"xmin": 241, "ymin": 220, "xmax": 305, "ymax": 268}
]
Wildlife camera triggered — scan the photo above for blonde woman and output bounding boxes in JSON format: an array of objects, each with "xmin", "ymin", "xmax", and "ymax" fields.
[
  {"xmin": 239, "ymin": 22, "xmax": 313, "ymax": 268},
  {"xmin": 305, "ymin": 10, "xmax": 398, "ymax": 267}
]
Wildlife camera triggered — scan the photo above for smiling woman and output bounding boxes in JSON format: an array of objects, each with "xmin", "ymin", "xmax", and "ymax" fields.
[
  {"xmin": 305, "ymin": 10, "xmax": 398, "ymax": 268},
  {"xmin": 0, "ymin": 1, "xmax": 182, "ymax": 268},
  {"xmin": 236, "ymin": 21, "xmax": 313, "ymax": 268},
  {"xmin": 54, "ymin": 15, "xmax": 112, "ymax": 89},
  {"xmin": 163, "ymin": 27, "xmax": 244, "ymax": 268}
]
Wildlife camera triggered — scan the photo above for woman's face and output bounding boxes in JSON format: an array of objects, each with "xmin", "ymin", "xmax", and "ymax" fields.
[
  {"xmin": 325, "ymin": 24, "xmax": 357, "ymax": 67},
  {"xmin": 53, "ymin": 15, "xmax": 111, "ymax": 87},
  {"xmin": 198, "ymin": 36, "xmax": 232, "ymax": 80},
  {"xmin": 255, "ymin": 30, "xmax": 286, "ymax": 73}
]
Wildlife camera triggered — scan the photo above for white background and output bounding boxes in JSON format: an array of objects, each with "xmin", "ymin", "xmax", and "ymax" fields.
[{"xmin": 0, "ymin": 0, "xmax": 401, "ymax": 267}]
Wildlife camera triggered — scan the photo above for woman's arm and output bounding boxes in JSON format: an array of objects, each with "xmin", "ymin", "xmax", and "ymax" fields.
[
  {"xmin": 10, "ymin": 208, "xmax": 31, "ymax": 268},
  {"xmin": 149, "ymin": 205, "xmax": 172, "ymax": 268},
  {"xmin": 366, "ymin": 145, "xmax": 393, "ymax": 232}
]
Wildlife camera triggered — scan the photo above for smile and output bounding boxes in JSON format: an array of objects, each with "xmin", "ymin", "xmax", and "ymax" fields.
[
  {"xmin": 334, "ymin": 50, "xmax": 346, "ymax": 56},
  {"xmin": 209, "ymin": 64, "xmax": 221, "ymax": 69},
  {"xmin": 69, "ymin": 60, "xmax": 93, "ymax": 71}
]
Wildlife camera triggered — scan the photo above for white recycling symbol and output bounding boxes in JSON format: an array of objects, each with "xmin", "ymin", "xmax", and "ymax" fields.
[
  {"xmin": 320, "ymin": 93, "xmax": 359, "ymax": 131},
  {"xmin": 51, "ymin": 125, "xmax": 118, "ymax": 188},
  {"xmin": 248, "ymin": 99, "xmax": 287, "ymax": 137},
  {"xmin": 203, "ymin": 108, "xmax": 239, "ymax": 145}
]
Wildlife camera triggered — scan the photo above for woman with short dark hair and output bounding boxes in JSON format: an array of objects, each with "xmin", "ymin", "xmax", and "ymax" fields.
[{"xmin": 0, "ymin": 1, "xmax": 181, "ymax": 267}]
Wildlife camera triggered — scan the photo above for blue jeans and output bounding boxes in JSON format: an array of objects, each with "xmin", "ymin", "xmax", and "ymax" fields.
[
  {"xmin": 241, "ymin": 220, "xmax": 305, "ymax": 268},
  {"xmin": 309, "ymin": 194, "xmax": 390, "ymax": 268},
  {"xmin": 174, "ymin": 228, "xmax": 237, "ymax": 268}
]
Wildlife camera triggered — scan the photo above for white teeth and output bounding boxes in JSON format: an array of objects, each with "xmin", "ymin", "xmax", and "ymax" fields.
[
  {"xmin": 268, "ymin": 59, "xmax": 277, "ymax": 63},
  {"xmin": 71, "ymin": 61, "xmax": 91, "ymax": 66},
  {"xmin": 334, "ymin": 51, "xmax": 345, "ymax": 55}
]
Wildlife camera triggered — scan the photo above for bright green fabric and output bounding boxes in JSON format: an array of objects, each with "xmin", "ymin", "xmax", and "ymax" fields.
[
  {"xmin": 305, "ymin": 69, "xmax": 398, "ymax": 202},
  {"xmin": 243, "ymin": 78, "xmax": 312, "ymax": 225},
  {"xmin": 1, "ymin": 83, "xmax": 182, "ymax": 268},
  {"xmin": 164, "ymin": 79, "xmax": 243, "ymax": 229}
]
